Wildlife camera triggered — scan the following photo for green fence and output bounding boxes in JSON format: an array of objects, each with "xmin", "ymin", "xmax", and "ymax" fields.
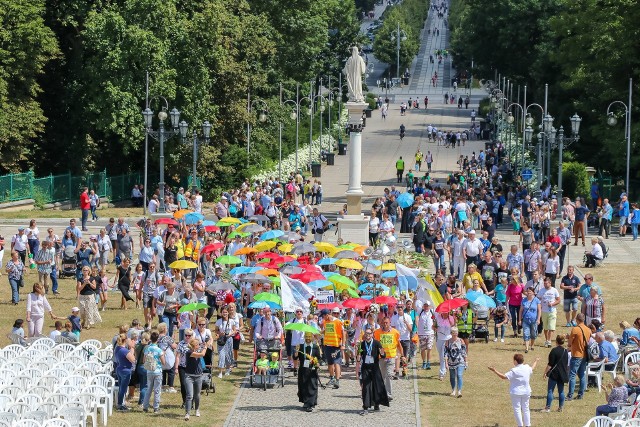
[{"xmin": 0, "ymin": 170, "xmax": 148, "ymax": 206}]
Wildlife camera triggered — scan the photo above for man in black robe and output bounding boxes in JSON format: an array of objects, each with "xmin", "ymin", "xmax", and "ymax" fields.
[
  {"xmin": 357, "ymin": 327, "xmax": 390, "ymax": 415},
  {"xmin": 293, "ymin": 332, "xmax": 321, "ymax": 412}
]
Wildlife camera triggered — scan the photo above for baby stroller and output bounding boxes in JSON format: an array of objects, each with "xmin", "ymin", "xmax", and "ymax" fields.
[
  {"xmin": 250, "ymin": 338, "xmax": 284, "ymax": 390},
  {"xmin": 60, "ymin": 246, "xmax": 77, "ymax": 278},
  {"xmin": 470, "ymin": 303, "xmax": 490, "ymax": 343},
  {"xmin": 202, "ymin": 347, "xmax": 216, "ymax": 395}
]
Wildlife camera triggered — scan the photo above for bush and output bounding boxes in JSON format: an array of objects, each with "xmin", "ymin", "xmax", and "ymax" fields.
[
  {"xmin": 562, "ymin": 161, "xmax": 590, "ymax": 199},
  {"xmin": 366, "ymin": 93, "xmax": 378, "ymax": 110}
]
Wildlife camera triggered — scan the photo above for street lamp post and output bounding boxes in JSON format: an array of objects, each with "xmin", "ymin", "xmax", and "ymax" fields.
[
  {"xmin": 391, "ymin": 22, "xmax": 407, "ymax": 79},
  {"xmin": 178, "ymin": 120, "xmax": 211, "ymax": 193},
  {"xmin": 246, "ymin": 92, "xmax": 268, "ymax": 154},
  {"xmin": 284, "ymin": 83, "xmax": 312, "ymax": 174},
  {"xmin": 605, "ymin": 77, "xmax": 633, "ymax": 194},
  {"xmin": 555, "ymin": 114, "xmax": 582, "ymax": 216},
  {"xmin": 142, "ymin": 101, "xmax": 182, "ymax": 213}
]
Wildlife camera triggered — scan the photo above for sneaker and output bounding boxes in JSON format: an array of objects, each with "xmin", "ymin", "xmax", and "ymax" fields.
[
  {"xmin": 571, "ymin": 321, "xmax": 577, "ymax": 327},
  {"xmin": 543, "ymin": 407, "xmax": 550, "ymax": 413},
  {"xmin": 457, "ymin": 391, "xmax": 462, "ymax": 398},
  {"xmin": 500, "ymin": 339, "xmax": 504, "ymax": 343},
  {"xmin": 557, "ymin": 407, "xmax": 563, "ymax": 412},
  {"xmin": 167, "ymin": 387, "xmax": 177, "ymax": 393},
  {"xmin": 493, "ymin": 338, "xmax": 498, "ymax": 342},
  {"xmin": 225, "ymin": 369, "xmax": 231, "ymax": 376},
  {"xmin": 374, "ymin": 405, "xmax": 380, "ymax": 411},
  {"xmin": 359, "ymin": 410, "xmax": 367, "ymax": 416},
  {"xmin": 143, "ymin": 408, "xmax": 148, "ymax": 413},
  {"xmin": 195, "ymin": 410, "xmax": 200, "ymax": 417},
  {"xmin": 326, "ymin": 378, "xmax": 335, "ymax": 387},
  {"xmin": 422, "ymin": 362, "xmax": 427, "ymax": 369},
  {"xmin": 218, "ymin": 372, "xmax": 223, "ymax": 378},
  {"xmin": 392, "ymin": 373, "xmax": 399, "ymax": 380},
  {"xmin": 333, "ymin": 379, "xmax": 340, "ymax": 389},
  {"xmin": 426, "ymin": 362, "xmax": 431, "ymax": 370},
  {"xmin": 153, "ymin": 409, "xmax": 160, "ymax": 414},
  {"xmin": 566, "ymin": 396, "xmax": 573, "ymax": 401},
  {"xmin": 565, "ymin": 322, "xmax": 572, "ymax": 327},
  {"xmin": 450, "ymin": 388, "xmax": 457, "ymax": 396},
  {"xmin": 576, "ymin": 395, "xmax": 583, "ymax": 400},
  {"xmin": 184, "ymin": 414, "xmax": 190, "ymax": 421}
]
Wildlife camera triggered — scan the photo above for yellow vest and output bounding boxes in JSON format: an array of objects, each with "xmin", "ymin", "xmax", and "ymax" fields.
[
  {"xmin": 374, "ymin": 328, "xmax": 400, "ymax": 358},
  {"xmin": 323, "ymin": 319, "xmax": 343, "ymax": 347},
  {"xmin": 184, "ymin": 239, "xmax": 201, "ymax": 260}
]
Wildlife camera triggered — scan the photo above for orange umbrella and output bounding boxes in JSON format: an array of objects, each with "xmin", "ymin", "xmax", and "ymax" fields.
[
  {"xmin": 256, "ymin": 269, "xmax": 280, "ymax": 276},
  {"xmin": 353, "ymin": 245, "xmax": 368, "ymax": 255},
  {"xmin": 173, "ymin": 209, "xmax": 192, "ymax": 219},
  {"xmin": 235, "ymin": 247, "xmax": 257, "ymax": 255}
]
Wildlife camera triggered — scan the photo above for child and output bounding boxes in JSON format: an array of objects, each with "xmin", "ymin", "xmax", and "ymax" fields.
[
  {"xmin": 49, "ymin": 320, "xmax": 63, "ymax": 341},
  {"xmin": 268, "ymin": 352, "xmax": 280, "ymax": 375},
  {"xmin": 68, "ymin": 307, "xmax": 82, "ymax": 338},
  {"xmin": 511, "ymin": 204, "xmax": 522, "ymax": 235},
  {"xmin": 132, "ymin": 263, "xmax": 144, "ymax": 309},
  {"xmin": 192, "ymin": 273, "xmax": 207, "ymax": 303},
  {"xmin": 491, "ymin": 305, "xmax": 510, "ymax": 343},
  {"xmin": 11, "ymin": 319, "xmax": 26, "ymax": 345},
  {"xmin": 255, "ymin": 350, "xmax": 269, "ymax": 376},
  {"xmin": 178, "ymin": 298, "xmax": 194, "ymax": 341},
  {"xmin": 98, "ymin": 269, "xmax": 110, "ymax": 311},
  {"xmin": 494, "ymin": 276, "xmax": 507, "ymax": 307}
]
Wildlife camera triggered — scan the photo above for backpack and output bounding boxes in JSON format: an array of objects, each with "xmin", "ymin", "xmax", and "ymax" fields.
[
  {"xmin": 143, "ymin": 348, "xmax": 158, "ymax": 371},
  {"xmin": 586, "ymin": 340, "xmax": 600, "ymax": 361}
]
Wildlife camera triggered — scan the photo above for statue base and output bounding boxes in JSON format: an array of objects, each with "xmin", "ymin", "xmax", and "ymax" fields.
[{"xmin": 337, "ymin": 214, "xmax": 369, "ymax": 246}]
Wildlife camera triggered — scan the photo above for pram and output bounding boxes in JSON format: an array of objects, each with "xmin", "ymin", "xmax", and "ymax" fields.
[
  {"xmin": 202, "ymin": 348, "xmax": 216, "ymax": 395},
  {"xmin": 249, "ymin": 338, "xmax": 284, "ymax": 390},
  {"xmin": 470, "ymin": 304, "xmax": 490, "ymax": 343},
  {"xmin": 60, "ymin": 246, "xmax": 77, "ymax": 278}
]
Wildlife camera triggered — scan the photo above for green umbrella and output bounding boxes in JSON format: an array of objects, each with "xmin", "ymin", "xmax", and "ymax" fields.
[
  {"xmin": 344, "ymin": 288, "xmax": 359, "ymax": 298},
  {"xmin": 254, "ymin": 292, "xmax": 282, "ymax": 304},
  {"xmin": 216, "ymin": 255, "xmax": 243, "ymax": 265},
  {"xmin": 328, "ymin": 275, "xmax": 356, "ymax": 289},
  {"xmin": 284, "ymin": 323, "xmax": 320, "ymax": 334},
  {"xmin": 178, "ymin": 302, "xmax": 209, "ymax": 313},
  {"xmin": 269, "ymin": 276, "xmax": 281, "ymax": 287},
  {"xmin": 228, "ymin": 231, "xmax": 250, "ymax": 239}
]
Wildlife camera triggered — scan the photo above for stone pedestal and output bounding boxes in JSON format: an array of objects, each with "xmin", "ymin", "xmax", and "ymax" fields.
[
  {"xmin": 337, "ymin": 214, "xmax": 369, "ymax": 246},
  {"xmin": 151, "ymin": 212, "xmax": 174, "ymax": 220}
]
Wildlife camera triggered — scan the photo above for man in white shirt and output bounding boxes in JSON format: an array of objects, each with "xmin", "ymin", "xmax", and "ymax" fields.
[
  {"xmin": 391, "ymin": 304, "xmax": 413, "ymax": 377},
  {"xmin": 417, "ymin": 301, "xmax": 435, "ymax": 369},
  {"xmin": 449, "ymin": 230, "xmax": 467, "ymax": 280},
  {"xmin": 536, "ymin": 277, "xmax": 560, "ymax": 347},
  {"xmin": 463, "ymin": 230, "xmax": 484, "ymax": 267}
]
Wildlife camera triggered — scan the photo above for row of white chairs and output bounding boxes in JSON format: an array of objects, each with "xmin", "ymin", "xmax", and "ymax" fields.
[
  {"xmin": 0, "ymin": 419, "xmax": 71, "ymax": 427},
  {"xmin": 583, "ymin": 416, "xmax": 640, "ymax": 426}
]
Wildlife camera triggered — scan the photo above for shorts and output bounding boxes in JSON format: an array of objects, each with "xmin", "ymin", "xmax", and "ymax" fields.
[
  {"xmin": 542, "ymin": 311, "xmax": 557, "ymax": 331},
  {"xmin": 458, "ymin": 332, "xmax": 470, "ymax": 339},
  {"xmin": 143, "ymin": 292, "xmax": 154, "ymax": 309},
  {"xmin": 513, "ymin": 220, "xmax": 521, "ymax": 232},
  {"xmin": 563, "ymin": 298, "xmax": 578, "ymax": 312},
  {"xmin": 620, "ymin": 216, "xmax": 628, "ymax": 227},
  {"xmin": 419, "ymin": 334, "xmax": 434, "ymax": 351},
  {"xmin": 324, "ymin": 345, "xmax": 342, "ymax": 365}
]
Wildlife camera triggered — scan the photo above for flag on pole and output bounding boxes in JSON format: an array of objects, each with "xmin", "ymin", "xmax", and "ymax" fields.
[
  {"xmin": 396, "ymin": 264, "xmax": 419, "ymax": 293},
  {"xmin": 280, "ymin": 273, "xmax": 313, "ymax": 313}
]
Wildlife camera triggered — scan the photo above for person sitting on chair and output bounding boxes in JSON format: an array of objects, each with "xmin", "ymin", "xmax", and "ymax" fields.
[{"xmin": 584, "ymin": 238, "xmax": 603, "ymax": 268}]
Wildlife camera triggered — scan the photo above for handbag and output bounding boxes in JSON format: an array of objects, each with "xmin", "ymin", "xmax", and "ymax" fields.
[{"xmin": 162, "ymin": 347, "xmax": 175, "ymax": 370}]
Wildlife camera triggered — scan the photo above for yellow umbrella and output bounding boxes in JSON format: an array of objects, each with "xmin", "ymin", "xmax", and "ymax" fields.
[
  {"xmin": 314, "ymin": 242, "xmax": 335, "ymax": 253},
  {"xmin": 218, "ymin": 217, "xmax": 242, "ymax": 225},
  {"xmin": 169, "ymin": 260, "xmax": 198, "ymax": 269},
  {"xmin": 234, "ymin": 247, "xmax": 257, "ymax": 255},
  {"xmin": 335, "ymin": 259, "xmax": 364, "ymax": 270},
  {"xmin": 328, "ymin": 275, "xmax": 356, "ymax": 289},
  {"xmin": 377, "ymin": 263, "xmax": 396, "ymax": 271},
  {"xmin": 254, "ymin": 241, "xmax": 277, "ymax": 252},
  {"xmin": 236, "ymin": 222, "xmax": 256, "ymax": 231},
  {"xmin": 256, "ymin": 269, "xmax": 280, "ymax": 276},
  {"xmin": 173, "ymin": 209, "xmax": 192, "ymax": 219},
  {"xmin": 278, "ymin": 243, "xmax": 293, "ymax": 254}
]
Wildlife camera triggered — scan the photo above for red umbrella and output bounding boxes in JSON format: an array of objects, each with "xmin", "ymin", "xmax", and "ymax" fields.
[
  {"xmin": 292, "ymin": 271, "xmax": 325, "ymax": 283},
  {"xmin": 342, "ymin": 298, "xmax": 372, "ymax": 310},
  {"xmin": 257, "ymin": 252, "xmax": 280, "ymax": 260},
  {"xmin": 374, "ymin": 296, "xmax": 398, "ymax": 306},
  {"xmin": 317, "ymin": 302, "xmax": 342, "ymax": 311},
  {"xmin": 204, "ymin": 225, "xmax": 221, "ymax": 233},
  {"xmin": 256, "ymin": 262, "xmax": 281, "ymax": 269},
  {"xmin": 201, "ymin": 243, "xmax": 225, "ymax": 254},
  {"xmin": 435, "ymin": 298, "xmax": 468, "ymax": 314},
  {"xmin": 297, "ymin": 255, "xmax": 318, "ymax": 264},
  {"xmin": 155, "ymin": 218, "xmax": 178, "ymax": 226},
  {"xmin": 272, "ymin": 255, "xmax": 295, "ymax": 264}
]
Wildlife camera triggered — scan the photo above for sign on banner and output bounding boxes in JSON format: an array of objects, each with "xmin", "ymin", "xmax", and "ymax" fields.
[{"xmin": 315, "ymin": 290, "xmax": 335, "ymax": 304}]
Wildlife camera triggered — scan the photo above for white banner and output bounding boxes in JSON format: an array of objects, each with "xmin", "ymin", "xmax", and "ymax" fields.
[
  {"xmin": 280, "ymin": 273, "xmax": 313, "ymax": 313},
  {"xmin": 315, "ymin": 289, "xmax": 335, "ymax": 304}
]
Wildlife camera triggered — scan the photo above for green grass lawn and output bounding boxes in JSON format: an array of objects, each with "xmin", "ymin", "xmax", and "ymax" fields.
[{"xmin": 418, "ymin": 264, "xmax": 638, "ymax": 426}]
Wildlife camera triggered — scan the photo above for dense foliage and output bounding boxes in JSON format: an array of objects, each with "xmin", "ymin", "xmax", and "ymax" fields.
[
  {"xmin": 449, "ymin": 0, "xmax": 640, "ymax": 189},
  {"xmin": 0, "ymin": 0, "xmax": 361, "ymax": 193}
]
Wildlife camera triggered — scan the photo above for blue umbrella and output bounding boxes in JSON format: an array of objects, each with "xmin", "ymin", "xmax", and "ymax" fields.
[
  {"xmin": 317, "ymin": 258, "xmax": 338, "ymax": 266},
  {"xmin": 365, "ymin": 259, "xmax": 382, "ymax": 267},
  {"xmin": 381, "ymin": 271, "xmax": 397, "ymax": 278},
  {"xmin": 371, "ymin": 284, "xmax": 390, "ymax": 293},
  {"xmin": 202, "ymin": 220, "xmax": 216, "ymax": 226},
  {"xmin": 184, "ymin": 212, "xmax": 205, "ymax": 224},
  {"xmin": 260, "ymin": 230, "xmax": 285, "ymax": 241},
  {"xmin": 322, "ymin": 272, "xmax": 338, "ymax": 278},
  {"xmin": 248, "ymin": 301, "xmax": 282, "ymax": 310},
  {"xmin": 465, "ymin": 290, "xmax": 483, "ymax": 303},
  {"xmin": 397, "ymin": 192, "xmax": 414, "ymax": 209},
  {"xmin": 358, "ymin": 283, "xmax": 375, "ymax": 291},
  {"xmin": 307, "ymin": 280, "xmax": 334, "ymax": 289},
  {"xmin": 230, "ymin": 266, "xmax": 261, "ymax": 276},
  {"xmin": 471, "ymin": 294, "xmax": 497, "ymax": 309}
]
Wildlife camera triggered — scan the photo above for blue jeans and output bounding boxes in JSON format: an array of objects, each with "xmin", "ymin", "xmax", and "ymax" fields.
[
  {"xmin": 509, "ymin": 305, "xmax": 521, "ymax": 333},
  {"xmin": 449, "ymin": 365, "xmax": 464, "ymax": 391},
  {"xmin": 522, "ymin": 319, "xmax": 537, "ymax": 342},
  {"xmin": 81, "ymin": 209, "xmax": 89, "ymax": 230},
  {"xmin": 116, "ymin": 369, "xmax": 132, "ymax": 407},
  {"xmin": 9, "ymin": 278, "xmax": 21, "ymax": 303},
  {"xmin": 435, "ymin": 255, "xmax": 446, "ymax": 272},
  {"xmin": 143, "ymin": 371, "xmax": 162, "ymax": 411},
  {"xmin": 632, "ymin": 224, "xmax": 639, "ymax": 240},
  {"xmin": 494, "ymin": 324, "xmax": 505, "ymax": 339},
  {"xmin": 596, "ymin": 404, "xmax": 618, "ymax": 416},
  {"xmin": 546, "ymin": 377, "xmax": 565, "ymax": 409},
  {"xmin": 136, "ymin": 365, "xmax": 148, "ymax": 405},
  {"xmin": 160, "ymin": 313, "xmax": 177, "ymax": 337},
  {"xmin": 28, "ymin": 239, "xmax": 39, "ymax": 257},
  {"xmin": 316, "ymin": 193, "xmax": 323, "ymax": 205},
  {"xmin": 91, "ymin": 205, "xmax": 98, "ymax": 220},
  {"xmin": 568, "ymin": 357, "xmax": 587, "ymax": 398},
  {"xmin": 50, "ymin": 266, "xmax": 59, "ymax": 293}
]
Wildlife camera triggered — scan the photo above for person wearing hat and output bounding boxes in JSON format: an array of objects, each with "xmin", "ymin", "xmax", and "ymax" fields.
[
  {"xmin": 462, "ymin": 229, "xmax": 483, "ymax": 267},
  {"xmin": 293, "ymin": 332, "xmax": 321, "ymax": 412},
  {"xmin": 357, "ymin": 326, "xmax": 389, "ymax": 415},
  {"xmin": 11, "ymin": 226, "xmax": 30, "ymax": 265},
  {"xmin": 216, "ymin": 196, "xmax": 229, "ymax": 219},
  {"xmin": 322, "ymin": 308, "xmax": 345, "ymax": 389}
]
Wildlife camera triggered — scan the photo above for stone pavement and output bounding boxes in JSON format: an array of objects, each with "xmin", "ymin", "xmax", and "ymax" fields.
[{"xmin": 224, "ymin": 364, "xmax": 418, "ymax": 427}]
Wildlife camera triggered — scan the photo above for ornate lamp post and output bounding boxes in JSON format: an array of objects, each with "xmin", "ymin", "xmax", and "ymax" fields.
[
  {"xmin": 178, "ymin": 120, "xmax": 211, "ymax": 193},
  {"xmin": 605, "ymin": 77, "xmax": 633, "ymax": 194}
]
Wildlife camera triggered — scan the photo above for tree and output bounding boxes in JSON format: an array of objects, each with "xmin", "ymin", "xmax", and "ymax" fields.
[{"xmin": 0, "ymin": 0, "xmax": 59, "ymax": 172}]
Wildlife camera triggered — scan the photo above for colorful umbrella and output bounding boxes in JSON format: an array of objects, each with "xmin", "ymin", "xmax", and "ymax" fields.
[
  {"xmin": 204, "ymin": 225, "xmax": 221, "ymax": 233},
  {"xmin": 280, "ymin": 265, "xmax": 304, "ymax": 275},
  {"xmin": 169, "ymin": 260, "xmax": 198, "ymax": 270},
  {"xmin": 260, "ymin": 230, "xmax": 285, "ymax": 241},
  {"xmin": 345, "ymin": 288, "xmax": 359, "ymax": 298},
  {"xmin": 317, "ymin": 302, "xmax": 342, "ymax": 311},
  {"xmin": 313, "ymin": 242, "xmax": 335, "ymax": 253},
  {"xmin": 173, "ymin": 209, "xmax": 192, "ymax": 219},
  {"xmin": 178, "ymin": 302, "xmax": 209, "ymax": 313},
  {"xmin": 397, "ymin": 192, "xmax": 415, "ymax": 209},
  {"xmin": 377, "ymin": 263, "xmax": 396, "ymax": 271},
  {"xmin": 317, "ymin": 258, "xmax": 338, "ymax": 266},
  {"xmin": 256, "ymin": 262, "xmax": 281, "ymax": 269},
  {"xmin": 381, "ymin": 271, "xmax": 397, "ymax": 278},
  {"xmin": 366, "ymin": 259, "xmax": 382, "ymax": 267},
  {"xmin": 374, "ymin": 296, "xmax": 398, "ymax": 305},
  {"xmin": 322, "ymin": 271, "xmax": 338, "ymax": 278},
  {"xmin": 216, "ymin": 255, "xmax": 242, "ymax": 265},
  {"xmin": 256, "ymin": 269, "xmax": 279, "ymax": 276},
  {"xmin": 240, "ymin": 224, "xmax": 266, "ymax": 234},
  {"xmin": 254, "ymin": 241, "xmax": 277, "ymax": 252},
  {"xmin": 278, "ymin": 243, "xmax": 293, "ymax": 254},
  {"xmin": 248, "ymin": 214, "xmax": 270, "ymax": 222},
  {"xmin": 202, "ymin": 220, "xmax": 216, "ymax": 226},
  {"xmin": 291, "ymin": 243, "xmax": 317, "ymax": 255},
  {"xmin": 328, "ymin": 275, "xmax": 356, "ymax": 289},
  {"xmin": 234, "ymin": 247, "xmax": 257, "ymax": 256},
  {"xmin": 342, "ymin": 298, "xmax": 372, "ymax": 310},
  {"xmin": 269, "ymin": 276, "xmax": 281, "ymax": 287},
  {"xmin": 334, "ymin": 250, "xmax": 360, "ymax": 259},
  {"xmin": 229, "ymin": 266, "xmax": 260, "ymax": 275},
  {"xmin": 206, "ymin": 281, "xmax": 236, "ymax": 291},
  {"xmin": 435, "ymin": 298, "xmax": 469, "ymax": 314},
  {"xmin": 284, "ymin": 323, "xmax": 320, "ymax": 334},
  {"xmin": 307, "ymin": 280, "xmax": 334, "ymax": 289},
  {"xmin": 248, "ymin": 300, "xmax": 281, "ymax": 310},
  {"xmin": 240, "ymin": 273, "xmax": 270, "ymax": 283},
  {"xmin": 471, "ymin": 294, "xmax": 497, "ymax": 309},
  {"xmin": 184, "ymin": 212, "xmax": 205, "ymax": 224},
  {"xmin": 201, "ymin": 243, "xmax": 225, "ymax": 254},
  {"xmin": 154, "ymin": 218, "xmax": 178, "ymax": 226},
  {"xmin": 292, "ymin": 271, "xmax": 326, "ymax": 283},
  {"xmin": 257, "ymin": 252, "xmax": 280, "ymax": 259},
  {"xmin": 254, "ymin": 292, "xmax": 282, "ymax": 304},
  {"xmin": 335, "ymin": 259, "xmax": 364, "ymax": 270},
  {"xmin": 218, "ymin": 217, "xmax": 242, "ymax": 225},
  {"xmin": 227, "ymin": 231, "xmax": 250, "ymax": 239}
]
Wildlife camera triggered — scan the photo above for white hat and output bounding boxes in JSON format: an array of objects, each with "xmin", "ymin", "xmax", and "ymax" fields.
[
  {"xmin": 221, "ymin": 196, "xmax": 227, "ymax": 200},
  {"xmin": 423, "ymin": 300, "xmax": 432, "ymax": 306},
  {"xmin": 332, "ymin": 307, "xmax": 340, "ymax": 313},
  {"xmin": 71, "ymin": 307, "xmax": 80, "ymax": 312},
  {"xmin": 469, "ymin": 229, "xmax": 476, "ymax": 234}
]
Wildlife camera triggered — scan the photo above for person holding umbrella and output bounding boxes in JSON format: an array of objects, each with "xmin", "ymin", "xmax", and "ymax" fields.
[
  {"xmin": 293, "ymin": 331, "xmax": 322, "ymax": 412},
  {"xmin": 357, "ymin": 326, "xmax": 390, "ymax": 415}
]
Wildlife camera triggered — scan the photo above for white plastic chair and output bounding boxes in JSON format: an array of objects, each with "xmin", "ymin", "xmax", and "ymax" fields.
[
  {"xmin": 31, "ymin": 337, "xmax": 56, "ymax": 349},
  {"xmin": 46, "ymin": 368, "xmax": 70, "ymax": 380},
  {"xmin": 14, "ymin": 419, "xmax": 43, "ymax": 427},
  {"xmin": 623, "ymin": 419, "xmax": 640, "ymax": 427},
  {"xmin": 17, "ymin": 394, "xmax": 43, "ymax": 411},
  {"xmin": 63, "ymin": 375, "xmax": 87, "ymax": 388},
  {"xmin": 52, "ymin": 344, "xmax": 76, "ymax": 360},
  {"xmin": 31, "ymin": 362, "xmax": 51, "ymax": 374},
  {"xmin": 11, "ymin": 375, "xmax": 33, "ymax": 390},
  {"xmin": 73, "ymin": 368, "xmax": 94, "ymax": 379},
  {"xmin": 20, "ymin": 368, "xmax": 43, "ymax": 380},
  {"xmin": 7, "ymin": 402, "xmax": 30, "ymax": 416},
  {"xmin": 54, "ymin": 385, "xmax": 78, "ymax": 397},
  {"xmin": 0, "ymin": 396, "xmax": 12, "ymax": 412},
  {"xmin": 53, "ymin": 361, "xmax": 76, "ymax": 373},
  {"xmin": 94, "ymin": 349, "xmax": 112, "ymax": 365},
  {"xmin": 43, "ymin": 418, "xmax": 72, "ymax": 427},
  {"xmin": 57, "ymin": 406, "xmax": 86, "ymax": 427},
  {"xmin": 81, "ymin": 385, "xmax": 111, "ymax": 422},
  {"xmin": 3, "ymin": 361, "xmax": 26, "ymax": 372},
  {"xmin": 1, "ymin": 344, "xmax": 26, "ymax": 357},
  {"xmin": 625, "ymin": 352, "xmax": 640, "ymax": 378},
  {"xmin": 89, "ymin": 374, "xmax": 115, "ymax": 407},
  {"xmin": 1, "ymin": 385, "xmax": 22, "ymax": 399},
  {"xmin": 0, "ymin": 419, "xmax": 11, "ymax": 427},
  {"xmin": 23, "ymin": 410, "xmax": 48, "ymax": 425},
  {"xmin": 75, "ymin": 393, "xmax": 98, "ymax": 427},
  {"xmin": 78, "ymin": 361, "xmax": 103, "ymax": 374},
  {"xmin": 588, "ymin": 361, "xmax": 606, "ymax": 392},
  {"xmin": 37, "ymin": 375, "xmax": 60, "ymax": 389},
  {"xmin": 583, "ymin": 416, "xmax": 615, "ymax": 427},
  {"xmin": 38, "ymin": 403, "xmax": 58, "ymax": 419},
  {"xmin": 45, "ymin": 393, "xmax": 69, "ymax": 408},
  {"xmin": 0, "ymin": 412, "xmax": 17, "ymax": 426},
  {"xmin": 15, "ymin": 356, "xmax": 33, "ymax": 368}
]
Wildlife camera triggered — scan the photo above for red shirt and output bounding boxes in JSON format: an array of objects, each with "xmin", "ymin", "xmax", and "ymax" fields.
[{"xmin": 80, "ymin": 192, "xmax": 90, "ymax": 210}]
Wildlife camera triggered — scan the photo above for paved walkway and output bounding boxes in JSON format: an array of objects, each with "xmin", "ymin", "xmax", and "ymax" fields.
[{"xmin": 224, "ymin": 365, "xmax": 417, "ymax": 427}]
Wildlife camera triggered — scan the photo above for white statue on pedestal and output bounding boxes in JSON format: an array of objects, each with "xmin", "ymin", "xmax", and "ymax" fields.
[{"xmin": 343, "ymin": 46, "xmax": 367, "ymax": 103}]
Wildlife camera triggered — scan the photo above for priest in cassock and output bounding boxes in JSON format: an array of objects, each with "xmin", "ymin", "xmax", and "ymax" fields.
[
  {"xmin": 357, "ymin": 326, "xmax": 390, "ymax": 415},
  {"xmin": 293, "ymin": 332, "xmax": 321, "ymax": 412}
]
